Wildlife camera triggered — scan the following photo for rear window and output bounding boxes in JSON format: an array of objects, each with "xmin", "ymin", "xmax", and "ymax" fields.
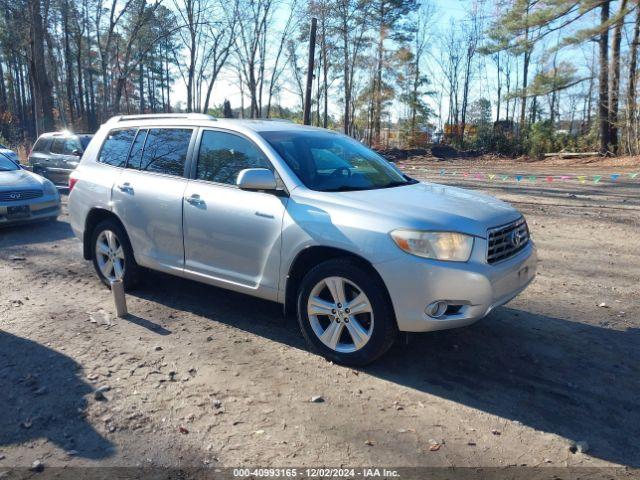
[
  {"xmin": 137, "ymin": 128, "xmax": 192, "ymax": 177},
  {"xmin": 98, "ymin": 129, "xmax": 137, "ymax": 167},
  {"xmin": 78, "ymin": 135, "xmax": 93, "ymax": 149},
  {"xmin": 126, "ymin": 130, "xmax": 148, "ymax": 170}
]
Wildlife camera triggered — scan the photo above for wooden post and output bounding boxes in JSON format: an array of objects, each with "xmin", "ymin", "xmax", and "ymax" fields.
[{"xmin": 303, "ymin": 18, "xmax": 317, "ymax": 126}]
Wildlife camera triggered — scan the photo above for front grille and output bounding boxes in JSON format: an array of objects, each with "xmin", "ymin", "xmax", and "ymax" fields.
[
  {"xmin": 0, "ymin": 189, "xmax": 43, "ymax": 202},
  {"xmin": 487, "ymin": 217, "xmax": 530, "ymax": 264}
]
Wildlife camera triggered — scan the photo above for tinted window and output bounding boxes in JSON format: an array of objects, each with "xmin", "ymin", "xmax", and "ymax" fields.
[
  {"xmin": 50, "ymin": 138, "xmax": 65, "ymax": 154},
  {"xmin": 196, "ymin": 130, "xmax": 271, "ymax": 185},
  {"xmin": 98, "ymin": 129, "xmax": 137, "ymax": 167},
  {"xmin": 79, "ymin": 135, "xmax": 93, "ymax": 149},
  {"xmin": 32, "ymin": 137, "xmax": 50, "ymax": 153},
  {"xmin": 63, "ymin": 137, "xmax": 83, "ymax": 155},
  {"xmin": 138, "ymin": 128, "xmax": 192, "ymax": 176},
  {"xmin": 127, "ymin": 129, "xmax": 148, "ymax": 170}
]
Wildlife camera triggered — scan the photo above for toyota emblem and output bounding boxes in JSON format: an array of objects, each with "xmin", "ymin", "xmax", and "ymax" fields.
[
  {"xmin": 510, "ymin": 229, "xmax": 523, "ymax": 248},
  {"xmin": 9, "ymin": 192, "xmax": 22, "ymax": 199}
]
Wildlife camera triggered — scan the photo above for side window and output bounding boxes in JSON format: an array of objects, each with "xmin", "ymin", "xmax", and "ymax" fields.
[
  {"xmin": 138, "ymin": 128, "xmax": 192, "ymax": 176},
  {"xmin": 50, "ymin": 138, "xmax": 65, "ymax": 154},
  {"xmin": 63, "ymin": 137, "xmax": 82, "ymax": 155},
  {"xmin": 98, "ymin": 129, "xmax": 137, "ymax": 167},
  {"xmin": 196, "ymin": 130, "xmax": 271, "ymax": 185},
  {"xmin": 126, "ymin": 129, "xmax": 148, "ymax": 170},
  {"xmin": 32, "ymin": 138, "xmax": 50, "ymax": 153}
]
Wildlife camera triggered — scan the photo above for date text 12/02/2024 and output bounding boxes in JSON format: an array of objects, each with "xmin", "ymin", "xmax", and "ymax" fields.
[{"xmin": 233, "ymin": 468, "xmax": 400, "ymax": 478}]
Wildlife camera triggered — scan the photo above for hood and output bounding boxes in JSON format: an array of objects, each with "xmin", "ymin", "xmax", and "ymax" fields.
[
  {"xmin": 308, "ymin": 182, "xmax": 522, "ymax": 238},
  {"xmin": 0, "ymin": 169, "xmax": 46, "ymax": 190}
]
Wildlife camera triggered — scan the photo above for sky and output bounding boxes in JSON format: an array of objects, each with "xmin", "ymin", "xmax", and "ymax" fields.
[{"xmin": 168, "ymin": 0, "xmax": 533, "ymax": 129}]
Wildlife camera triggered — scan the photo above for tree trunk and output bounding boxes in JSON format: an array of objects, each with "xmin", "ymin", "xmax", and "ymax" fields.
[
  {"xmin": 139, "ymin": 63, "xmax": 145, "ymax": 112},
  {"xmin": 373, "ymin": 2, "xmax": 385, "ymax": 145},
  {"xmin": 28, "ymin": 0, "xmax": 55, "ymax": 133},
  {"xmin": 598, "ymin": 1, "xmax": 611, "ymax": 154},
  {"xmin": 76, "ymin": 34, "xmax": 85, "ymax": 130},
  {"xmin": 519, "ymin": 49, "xmax": 530, "ymax": 135},
  {"xmin": 342, "ymin": 23, "xmax": 350, "ymax": 135},
  {"xmin": 626, "ymin": 5, "xmax": 640, "ymax": 154},
  {"xmin": 609, "ymin": 0, "xmax": 627, "ymax": 154},
  {"xmin": 0, "ymin": 60, "xmax": 7, "ymax": 112}
]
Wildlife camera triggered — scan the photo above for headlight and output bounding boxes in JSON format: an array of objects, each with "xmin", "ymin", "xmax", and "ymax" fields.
[
  {"xmin": 43, "ymin": 180, "xmax": 58, "ymax": 196},
  {"xmin": 390, "ymin": 230, "xmax": 474, "ymax": 262}
]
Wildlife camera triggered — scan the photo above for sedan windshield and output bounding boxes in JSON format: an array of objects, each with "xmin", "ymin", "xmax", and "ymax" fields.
[
  {"xmin": 260, "ymin": 130, "xmax": 416, "ymax": 192},
  {"xmin": 0, "ymin": 155, "xmax": 18, "ymax": 171}
]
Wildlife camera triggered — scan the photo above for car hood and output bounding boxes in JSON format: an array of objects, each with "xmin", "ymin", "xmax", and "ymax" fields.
[
  {"xmin": 0, "ymin": 169, "xmax": 46, "ymax": 190},
  {"xmin": 308, "ymin": 182, "xmax": 522, "ymax": 238}
]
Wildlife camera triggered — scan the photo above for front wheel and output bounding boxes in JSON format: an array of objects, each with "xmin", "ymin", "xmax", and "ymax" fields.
[
  {"xmin": 296, "ymin": 258, "xmax": 397, "ymax": 366},
  {"xmin": 91, "ymin": 219, "xmax": 140, "ymax": 290}
]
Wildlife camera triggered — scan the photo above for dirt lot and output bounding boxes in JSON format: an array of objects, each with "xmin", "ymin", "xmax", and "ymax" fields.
[{"xmin": 1, "ymin": 156, "xmax": 639, "ymax": 472}]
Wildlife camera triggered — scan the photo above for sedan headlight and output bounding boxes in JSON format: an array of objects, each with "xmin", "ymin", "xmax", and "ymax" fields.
[
  {"xmin": 43, "ymin": 180, "xmax": 58, "ymax": 196},
  {"xmin": 391, "ymin": 230, "xmax": 474, "ymax": 262}
]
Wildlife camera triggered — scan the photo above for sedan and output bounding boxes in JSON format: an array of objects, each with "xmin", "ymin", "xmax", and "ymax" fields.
[{"xmin": 0, "ymin": 155, "xmax": 61, "ymax": 226}]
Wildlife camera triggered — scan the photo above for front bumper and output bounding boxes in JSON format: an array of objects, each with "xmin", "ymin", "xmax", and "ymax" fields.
[
  {"xmin": 375, "ymin": 240, "xmax": 537, "ymax": 332},
  {"xmin": 0, "ymin": 196, "xmax": 61, "ymax": 226}
]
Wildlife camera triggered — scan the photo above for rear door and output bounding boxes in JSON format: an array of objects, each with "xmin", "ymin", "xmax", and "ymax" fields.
[
  {"xmin": 46, "ymin": 137, "xmax": 68, "ymax": 184},
  {"xmin": 182, "ymin": 129, "xmax": 287, "ymax": 298},
  {"xmin": 111, "ymin": 127, "xmax": 195, "ymax": 273}
]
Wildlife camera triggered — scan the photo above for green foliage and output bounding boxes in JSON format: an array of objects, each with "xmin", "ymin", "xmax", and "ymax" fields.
[{"xmin": 525, "ymin": 120, "xmax": 555, "ymax": 158}]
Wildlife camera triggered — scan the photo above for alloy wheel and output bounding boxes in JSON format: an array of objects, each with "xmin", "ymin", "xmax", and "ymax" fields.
[
  {"xmin": 306, "ymin": 276, "xmax": 374, "ymax": 353},
  {"xmin": 95, "ymin": 230, "xmax": 125, "ymax": 282}
]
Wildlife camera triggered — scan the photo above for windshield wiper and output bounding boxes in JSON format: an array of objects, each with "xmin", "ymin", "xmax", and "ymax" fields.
[
  {"xmin": 379, "ymin": 179, "xmax": 418, "ymax": 189},
  {"xmin": 322, "ymin": 185, "xmax": 371, "ymax": 192}
]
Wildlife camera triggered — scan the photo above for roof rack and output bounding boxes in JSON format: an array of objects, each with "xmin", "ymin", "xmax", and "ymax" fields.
[{"xmin": 107, "ymin": 113, "xmax": 216, "ymax": 123}]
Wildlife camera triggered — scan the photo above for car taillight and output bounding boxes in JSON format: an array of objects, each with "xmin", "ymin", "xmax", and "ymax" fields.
[{"xmin": 69, "ymin": 174, "xmax": 79, "ymax": 191}]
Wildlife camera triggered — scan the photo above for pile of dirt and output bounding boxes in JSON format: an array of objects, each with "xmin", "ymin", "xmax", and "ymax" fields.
[
  {"xmin": 376, "ymin": 145, "xmax": 484, "ymax": 161},
  {"xmin": 375, "ymin": 147, "xmax": 430, "ymax": 161}
]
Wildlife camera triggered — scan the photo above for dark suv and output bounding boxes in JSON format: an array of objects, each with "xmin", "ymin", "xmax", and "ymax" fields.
[{"xmin": 29, "ymin": 132, "xmax": 93, "ymax": 185}]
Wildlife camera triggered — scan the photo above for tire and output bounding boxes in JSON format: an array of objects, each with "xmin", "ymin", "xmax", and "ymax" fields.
[
  {"xmin": 90, "ymin": 219, "xmax": 140, "ymax": 290},
  {"xmin": 296, "ymin": 258, "xmax": 397, "ymax": 366}
]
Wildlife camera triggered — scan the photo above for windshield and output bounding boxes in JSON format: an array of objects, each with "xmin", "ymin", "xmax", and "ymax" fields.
[
  {"xmin": 260, "ymin": 130, "xmax": 416, "ymax": 192},
  {"xmin": 0, "ymin": 155, "xmax": 19, "ymax": 171}
]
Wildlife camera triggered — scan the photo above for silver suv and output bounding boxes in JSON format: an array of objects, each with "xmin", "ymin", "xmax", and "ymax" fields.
[
  {"xmin": 29, "ymin": 132, "xmax": 93, "ymax": 185},
  {"xmin": 68, "ymin": 114, "xmax": 537, "ymax": 365}
]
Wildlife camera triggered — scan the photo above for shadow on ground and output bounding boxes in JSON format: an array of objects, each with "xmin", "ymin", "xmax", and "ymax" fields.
[
  {"xmin": 0, "ymin": 219, "xmax": 74, "ymax": 248},
  {"xmin": 0, "ymin": 331, "xmax": 115, "ymax": 459},
  {"xmin": 131, "ymin": 271, "xmax": 640, "ymax": 467}
]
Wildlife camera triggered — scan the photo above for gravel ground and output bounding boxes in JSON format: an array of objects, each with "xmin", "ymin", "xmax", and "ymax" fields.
[{"xmin": 0, "ymin": 157, "xmax": 639, "ymax": 472}]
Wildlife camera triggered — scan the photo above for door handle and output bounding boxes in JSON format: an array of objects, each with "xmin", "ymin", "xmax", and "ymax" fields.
[
  {"xmin": 184, "ymin": 194, "xmax": 204, "ymax": 206},
  {"xmin": 117, "ymin": 183, "xmax": 133, "ymax": 193}
]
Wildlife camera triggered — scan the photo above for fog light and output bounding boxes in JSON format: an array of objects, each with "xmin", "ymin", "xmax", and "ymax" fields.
[{"xmin": 426, "ymin": 301, "xmax": 448, "ymax": 318}]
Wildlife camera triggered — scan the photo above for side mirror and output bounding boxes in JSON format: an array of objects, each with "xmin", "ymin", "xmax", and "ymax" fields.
[
  {"xmin": 236, "ymin": 168, "xmax": 277, "ymax": 191},
  {"xmin": 72, "ymin": 149, "xmax": 82, "ymax": 157}
]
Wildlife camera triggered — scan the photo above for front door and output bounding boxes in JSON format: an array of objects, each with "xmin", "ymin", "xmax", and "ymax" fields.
[
  {"xmin": 182, "ymin": 129, "xmax": 287, "ymax": 299},
  {"xmin": 111, "ymin": 127, "xmax": 195, "ymax": 272}
]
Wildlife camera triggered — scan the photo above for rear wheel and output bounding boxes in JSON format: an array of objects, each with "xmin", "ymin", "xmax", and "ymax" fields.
[
  {"xmin": 91, "ymin": 219, "xmax": 140, "ymax": 290},
  {"xmin": 296, "ymin": 258, "xmax": 397, "ymax": 366}
]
